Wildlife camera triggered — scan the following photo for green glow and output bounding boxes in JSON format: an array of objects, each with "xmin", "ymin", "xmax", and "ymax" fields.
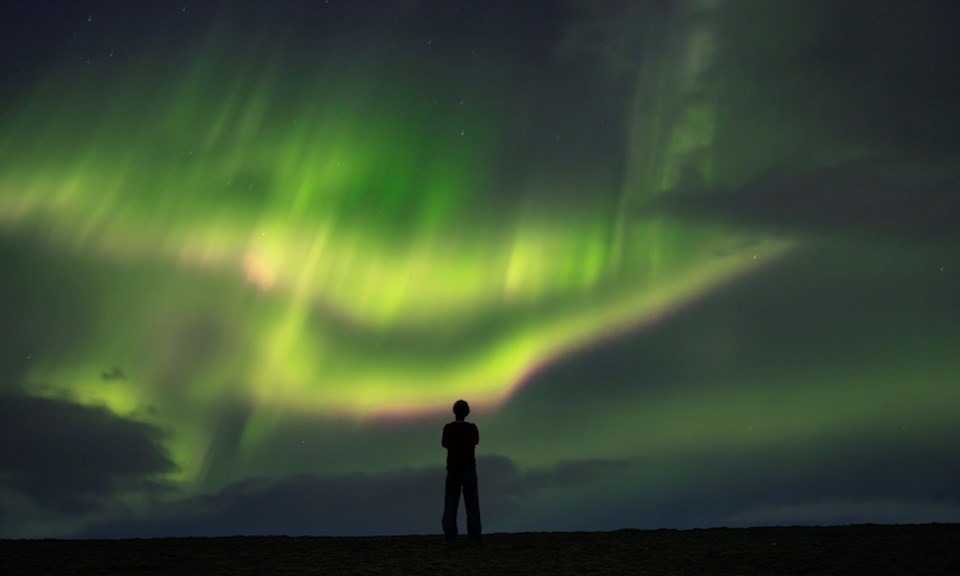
[{"xmin": 0, "ymin": 4, "xmax": 797, "ymax": 490}]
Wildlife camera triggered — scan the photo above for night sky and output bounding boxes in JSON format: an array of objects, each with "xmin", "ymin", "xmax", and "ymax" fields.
[{"xmin": 1, "ymin": 0, "xmax": 959, "ymax": 538}]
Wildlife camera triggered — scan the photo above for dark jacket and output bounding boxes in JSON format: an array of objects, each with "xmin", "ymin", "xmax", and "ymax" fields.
[{"xmin": 442, "ymin": 421, "xmax": 479, "ymax": 472}]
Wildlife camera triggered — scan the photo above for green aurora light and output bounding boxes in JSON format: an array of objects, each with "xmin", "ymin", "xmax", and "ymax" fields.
[{"xmin": 0, "ymin": 3, "xmax": 788, "ymax": 486}]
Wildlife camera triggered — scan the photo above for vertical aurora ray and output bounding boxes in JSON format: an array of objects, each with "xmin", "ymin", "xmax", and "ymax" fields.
[{"xmin": 0, "ymin": 2, "xmax": 790, "ymax": 491}]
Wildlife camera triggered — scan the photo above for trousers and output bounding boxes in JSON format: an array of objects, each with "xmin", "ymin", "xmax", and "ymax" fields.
[{"xmin": 442, "ymin": 470, "xmax": 481, "ymax": 541}]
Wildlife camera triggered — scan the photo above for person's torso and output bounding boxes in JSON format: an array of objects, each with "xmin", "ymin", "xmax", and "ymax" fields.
[{"xmin": 444, "ymin": 421, "xmax": 477, "ymax": 471}]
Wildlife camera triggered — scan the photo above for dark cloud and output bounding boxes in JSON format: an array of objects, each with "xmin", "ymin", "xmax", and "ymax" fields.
[
  {"xmin": 543, "ymin": 437, "xmax": 960, "ymax": 530},
  {"xmin": 0, "ymin": 392, "xmax": 175, "ymax": 519},
  {"xmin": 470, "ymin": 430, "xmax": 960, "ymax": 532},
  {"xmin": 638, "ymin": 435, "xmax": 960, "ymax": 529},
  {"xmin": 80, "ymin": 455, "xmax": 634, "ymax": 538},
  {"xmin": 80, "ymin": 431, "xmax": 960, "ymax": 538},
  {"xmin": 648, "ymin": 160, "xmax": 960, "ymax": 243}
]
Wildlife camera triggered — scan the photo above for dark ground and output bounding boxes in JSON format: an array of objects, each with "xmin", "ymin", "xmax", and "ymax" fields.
[{"xmin": 2, "ymin": 524, "xmax": 958, "ymax": 575}]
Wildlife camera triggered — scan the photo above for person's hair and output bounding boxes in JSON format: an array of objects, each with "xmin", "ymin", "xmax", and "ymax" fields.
[{"xmin": 453, "ymin": 399, "xmax": 470, "ymax": 420}]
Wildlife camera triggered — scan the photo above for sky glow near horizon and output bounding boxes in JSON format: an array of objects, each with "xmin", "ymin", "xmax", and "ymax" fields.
[{"xmin": 1, "ymin": 1, "xmax": 959, "ymax": 538}]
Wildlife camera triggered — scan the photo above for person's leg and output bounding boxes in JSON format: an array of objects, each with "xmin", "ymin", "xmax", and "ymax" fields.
[
  {"xmin": 463, "ymin": 470, "xmax": 482, "ymax": 542},
  {"xmin": 441, "ymin": 473, "xmax": 461, "ymax": 541}
]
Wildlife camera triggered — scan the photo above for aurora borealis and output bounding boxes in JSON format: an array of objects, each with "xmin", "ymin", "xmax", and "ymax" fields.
[{"xmin": 2, "ymin": 1, "xmax": 959, "ymax": 538}]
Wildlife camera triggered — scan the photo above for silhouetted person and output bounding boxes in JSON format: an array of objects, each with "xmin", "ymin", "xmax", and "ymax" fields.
[{"xmin": 441, "ymin": 399, "xmax": 481, "ymax": 544}]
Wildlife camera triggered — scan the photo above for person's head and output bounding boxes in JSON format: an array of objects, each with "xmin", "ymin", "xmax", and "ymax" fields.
[{"xmin": 453, "ymin": 399, "xmax": 470, "ymax": 421}]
